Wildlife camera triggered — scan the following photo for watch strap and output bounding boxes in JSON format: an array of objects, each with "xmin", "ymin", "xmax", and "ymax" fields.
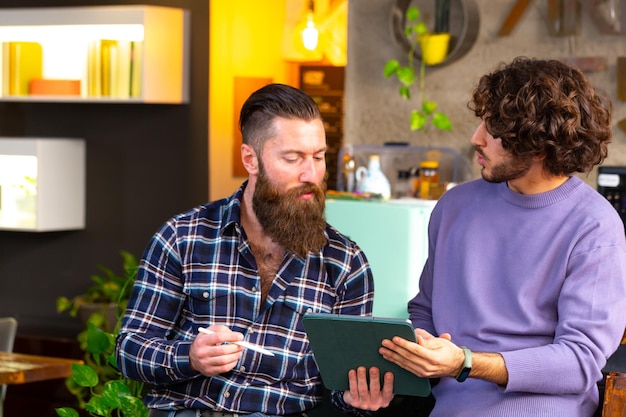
[{"xmin": 455, "ymin": 346, "xmax": 472, "ymax": 382}]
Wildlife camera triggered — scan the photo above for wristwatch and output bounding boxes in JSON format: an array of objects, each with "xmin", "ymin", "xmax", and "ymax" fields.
[{"xmin": 455, "ymin": 346, "xmax": 472, "ymax": 382}]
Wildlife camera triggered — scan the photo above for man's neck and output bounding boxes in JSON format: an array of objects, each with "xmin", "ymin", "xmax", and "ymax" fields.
[{"xmin": 507, "ymin": 172, "xmax": 569, "ymax": 195}]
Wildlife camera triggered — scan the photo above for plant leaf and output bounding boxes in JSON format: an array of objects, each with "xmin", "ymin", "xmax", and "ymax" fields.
[
  {"xmin": 71, "ymin": 363, "xmax": 99, "ymax": 387},
  {"xmin": 396, "ymin": 66, "xmax": 415, "ymax": 87},
  {"xmin": 422, "ymin": 100, "xmax": 438, "ymax": 115},
  {"xmin": 383, "ymin": 59, "xmax": 400, "ymax": 78},
  {"xmin": 56, "ymin": 297, "xmax": 72, "ymax": 313},
  {"xmin": 415, "ymin": 21, "xmax": 428, "ymax": 36},
  {"xmin": 86, "ymin": 323, "xmax": 113, "ymax": 355},
  {"xmin": 55, "ymin": 407, "xmax": 80, "ymax": 417},
  {"xmin": 406, "ymin": 6, "xmax": 419, "ymax": 22},
  {"xmin": 399, "ymin": 85, "xmax": 411, "ymax": 100},
  {"xmin": 85, "ymin": 394, "xmax": 111, "ymax": 416},
  {"xmin": 433, "ymin": 112, "xmax": 453, "ymax": 130},
  {"xmin": 410, "ymin": 111, "xmax": 427, "ymax": 131},
  {"xmin": 120, "ymin": 395, "xmax": 150, "ymax": 417}
]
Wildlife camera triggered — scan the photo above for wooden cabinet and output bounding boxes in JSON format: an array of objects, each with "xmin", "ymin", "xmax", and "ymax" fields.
[
  {"xmin": 0, "ymin": 5, "xmax": 189, "ymax": 103},
  {"xmin": 300, "ymin": 65, "xmax": 345, "ymax": 188}
]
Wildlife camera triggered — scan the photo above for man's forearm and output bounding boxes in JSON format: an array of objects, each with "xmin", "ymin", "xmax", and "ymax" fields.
[{"xmin": 469, "ymin": 351, "xmax": 508, "ymax": 386}]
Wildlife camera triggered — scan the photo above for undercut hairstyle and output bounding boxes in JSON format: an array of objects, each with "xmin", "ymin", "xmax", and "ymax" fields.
[
  {"xmin": 468, "ymin": 57, "xmax": 613, "ymax": 175},
  {"xmin": 239, "ymin": 83, "xmax": 322, "ymax": 156}
]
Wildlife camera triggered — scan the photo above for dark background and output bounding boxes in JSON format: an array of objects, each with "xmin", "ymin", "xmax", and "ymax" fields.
[
  {"xmin": 0, "ymin": 0, "xmax": 208, "ymax": 414},
  {"xmin": 0, "ymin": 0, "xmax": 209, "ymax": 339}
]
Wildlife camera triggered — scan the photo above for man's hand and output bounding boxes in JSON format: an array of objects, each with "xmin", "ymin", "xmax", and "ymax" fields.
[
  {"xmin": 379, "ymin": 329, "xmax": 508, "ymax": 385},
  {"xmin": 380, "ymin": 329, "xmax": 464, "ymax": 379},
  {"xmin": 343, "ymin": 366, "xmax": 394, "ymax": 411},
  {"xmin": 189, "ymin": 325, "xmax": 244, "ymax": 377}
]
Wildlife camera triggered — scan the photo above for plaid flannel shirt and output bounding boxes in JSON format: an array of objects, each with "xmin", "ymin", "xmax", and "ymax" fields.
[{"xmin": 116, "ymin": 183, "xmax": 374, "ymax": 415}]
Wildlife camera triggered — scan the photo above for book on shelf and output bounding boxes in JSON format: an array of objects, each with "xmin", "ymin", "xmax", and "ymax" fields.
[
  {"xmin": 129, "ymin": 41, "xmax": 143, "ymax": 98},
  {"xmin": 100, "ymin": 39, "xmax": 118, "ymax": 97},
  {"xmin": 2, "ymin": 41, "xmax": 43, "ymax": 96},
  {"xmin": 87, "ymin": 39, "xmax": 142, "ymax": 99}
]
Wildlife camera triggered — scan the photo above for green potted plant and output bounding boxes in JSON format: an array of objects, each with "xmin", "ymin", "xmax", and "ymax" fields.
[
  {"xmin": 55, "ymin": 250, "xmax": 148, "ymax": 417},
  {"xmin": 56, "ymin": 250, "xmax": 138, "ymax": 332},
  {"xmin": 383, "ymin": 5, "xmax": 453, "ymax": 132}
]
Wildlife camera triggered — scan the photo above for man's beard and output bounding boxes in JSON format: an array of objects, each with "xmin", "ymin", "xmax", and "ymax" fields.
[
  {"xmin": 477, "ymin": 147, "xmax": 532, "ymax": 183},
  {"xmin": 253, "ymin": 169, "xmax": 328, "ymax": 257}
]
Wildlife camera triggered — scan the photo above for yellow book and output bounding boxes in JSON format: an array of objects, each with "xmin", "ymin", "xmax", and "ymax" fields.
[
  {"xmin": 129, "ymin": 41, "xmax": 142, "ymax": 98},
  {"xmin": 87, "ymin": 39, "xmax": 101, "ymax": 97},
  {"xmin": 2, "ymin": 42, "xmax": 10, "ymax": 96},
  {"xmin": 7, "ymin": 41, "xmax": 43, "ymax": 96},
  {"xmin": 100, "ymin": 39, "xmax": 118, "ymax": 97},
  {"xmin": 115, "ymin": 40, "xmax": 131, "ymax": 98}
]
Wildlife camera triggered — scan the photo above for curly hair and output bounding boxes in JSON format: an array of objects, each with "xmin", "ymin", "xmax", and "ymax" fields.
[{"xmin": 468, "ymin": 57, "xmax": 612, "ymax": 175}]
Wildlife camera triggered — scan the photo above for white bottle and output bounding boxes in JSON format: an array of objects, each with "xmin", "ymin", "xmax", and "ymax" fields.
[{"xmin": 355, "ymin": 154, "xmax": 391, "ymax": 199}]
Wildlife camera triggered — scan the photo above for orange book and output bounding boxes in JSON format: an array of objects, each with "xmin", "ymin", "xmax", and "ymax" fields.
[{"xmin": 29, "ymin": 79, "xmax": 81, "ymax": 96}]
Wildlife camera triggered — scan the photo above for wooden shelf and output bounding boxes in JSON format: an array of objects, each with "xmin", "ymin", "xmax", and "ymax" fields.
[{"xmin": 0, "ymin": 5, "xmax": 189, "ymax": 104}]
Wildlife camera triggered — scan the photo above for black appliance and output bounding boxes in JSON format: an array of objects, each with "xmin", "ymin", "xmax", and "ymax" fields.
[{"xmin": 597, "ymin": 166, "xmax": 626, "ymax": 232}]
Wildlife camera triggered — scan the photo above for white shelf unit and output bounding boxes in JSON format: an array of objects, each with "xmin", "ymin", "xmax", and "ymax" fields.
[
  {"xmin": 0, "ymin": 138, "xmax": 85, "ymax": 232},
  {"xmin": 0, "ymin": 5, "xmax": 189, "ymax": 103}
]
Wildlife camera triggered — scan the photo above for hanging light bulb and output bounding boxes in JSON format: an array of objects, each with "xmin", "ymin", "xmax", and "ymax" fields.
[{"xmin": 301, "ymin": 0, "xmax": 319, "ymax": 51}]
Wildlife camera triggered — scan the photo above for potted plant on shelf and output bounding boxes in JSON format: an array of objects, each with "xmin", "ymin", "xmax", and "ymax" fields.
[
  {"xmin": 55, "ymin": 250, "xmax": 148, "ymax": 417},
  {"xmin": 384, "ymin": 4, "xmax": 452, "ymax": 132}
]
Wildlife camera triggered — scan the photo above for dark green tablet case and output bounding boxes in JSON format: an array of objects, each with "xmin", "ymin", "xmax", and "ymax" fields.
[{"xmin": 302, "ymin": 313, "xmax": 431, "ymax": 397}]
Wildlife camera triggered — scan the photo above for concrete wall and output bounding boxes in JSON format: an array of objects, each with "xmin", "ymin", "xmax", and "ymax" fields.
[{"xmin": 346, "ymin": 0, "xmax": 626, "ymax": 184}]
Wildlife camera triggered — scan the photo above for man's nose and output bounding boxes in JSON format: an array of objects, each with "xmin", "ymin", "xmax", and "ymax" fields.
[
  {"xmin": 470, "ymin": 122, "xmax": 486, "ymax": 146},
  {"xmin": 299, "ymin": 158, "xmax": 318, "ymax": 182}
]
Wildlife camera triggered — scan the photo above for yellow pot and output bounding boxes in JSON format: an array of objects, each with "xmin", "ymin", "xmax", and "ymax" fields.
[{"xmin": 418, "ymin": 33, "xmax": 451, "ymax": 65}]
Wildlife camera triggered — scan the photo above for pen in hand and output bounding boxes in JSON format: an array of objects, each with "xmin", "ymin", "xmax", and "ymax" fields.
[{"xmin": 198, "ymin": 327, "xmax": 275, "ymax": 356}]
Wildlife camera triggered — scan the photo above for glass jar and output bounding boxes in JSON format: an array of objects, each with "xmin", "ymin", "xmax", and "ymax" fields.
[
  {"xmin": 394, "ymin": 169, "xmax": 411, "ymax": 198},
  {"xmin": 419, "ymin": 160, "xmax": 440, "ymax": 199}
]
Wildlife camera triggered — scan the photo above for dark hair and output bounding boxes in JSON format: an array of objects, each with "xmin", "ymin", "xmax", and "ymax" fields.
[
  {"xmin": 239, "ymin": 83, "xmax": 321, "ymax": 155},
  {"xmin": 468, "ymin": 57, "xmax": 612, "ymax": 175}
]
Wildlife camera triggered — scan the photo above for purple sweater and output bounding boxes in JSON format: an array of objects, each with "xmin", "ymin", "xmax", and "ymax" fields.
[{"xmin": 409, "ymin": 176, "xmax": 626, "ymax": 417}]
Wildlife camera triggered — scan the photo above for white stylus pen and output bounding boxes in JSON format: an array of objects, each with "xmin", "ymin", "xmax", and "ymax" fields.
[{"xmin": 198, "ymin": 327, "xmax": 275, "ymax": 356}]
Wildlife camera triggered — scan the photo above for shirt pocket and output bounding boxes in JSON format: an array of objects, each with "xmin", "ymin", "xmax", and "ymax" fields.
[{"xmin": 182, "ymin": 279, "xmax": 231, "ymax": 321}]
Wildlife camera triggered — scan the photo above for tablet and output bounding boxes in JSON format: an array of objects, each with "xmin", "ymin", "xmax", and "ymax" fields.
[{"xmin": 302, "ymin": 313, "xmax": 431, "ymax": 397}]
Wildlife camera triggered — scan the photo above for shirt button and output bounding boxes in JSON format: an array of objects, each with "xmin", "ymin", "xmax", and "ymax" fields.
[
  {"xmin": 224, "ymin": 391, "xmax": 230, "ymax": 398},
  {"xmin": 252, "ymin": 286, "xmax": 258, "ymax": 292},
  {"xmin": 306, "ymin": 308, "xmax": 313, "ymax": 313},
  {"xmin": 239, "ymin": 366, "xmax": 246, "ymax": 372},
  {"xmin": 202, "ymin": 291, "xmax": 209, "ymax": 299},
  {"xmin": 249, "ymin": 329, "xmax": 255, "ymax": 335}
]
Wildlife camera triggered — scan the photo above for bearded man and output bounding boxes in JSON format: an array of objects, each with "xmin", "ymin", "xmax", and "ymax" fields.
[{"xmin": 116, "ymin": 83, "xmax": 393, "ymax": 417}]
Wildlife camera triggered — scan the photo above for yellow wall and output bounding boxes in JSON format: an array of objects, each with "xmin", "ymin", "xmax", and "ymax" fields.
[
  {"xmin": 209, "ymin": 0, "xmax": 292, "ymax": 200},
  {"xmin": 209, "ymin": 0, "xmax": 344, "ymax": 200}
]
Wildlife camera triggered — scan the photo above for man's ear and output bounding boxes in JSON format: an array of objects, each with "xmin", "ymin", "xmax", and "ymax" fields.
[{"xmin": 241, "ymin": 144, "xmax": 259, "ymax": 175}]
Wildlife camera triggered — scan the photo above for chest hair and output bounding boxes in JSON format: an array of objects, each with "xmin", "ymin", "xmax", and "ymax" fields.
[{"xmin": 249, "ymin": 242, "xmax": 285, "ymax": 304}]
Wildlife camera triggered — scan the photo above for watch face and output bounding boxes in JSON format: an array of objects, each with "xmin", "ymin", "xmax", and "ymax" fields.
[{"xmin": 457, "ymin": 367, "xmax": 471, "ymax": 382}]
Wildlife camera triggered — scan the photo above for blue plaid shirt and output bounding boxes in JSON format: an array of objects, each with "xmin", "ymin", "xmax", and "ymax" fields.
[{"xmin": 116, "ymin": 183, "xmax": 374, "ymax": 415}]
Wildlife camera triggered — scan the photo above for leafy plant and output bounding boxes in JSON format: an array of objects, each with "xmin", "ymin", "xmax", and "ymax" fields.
[
  {"xmin": 56, "ymin": 250, "xmax": 139, "ymax": 319},
  {"xmin": 383, "ymin": 6, "xmax": 452, "ymax": 132},
  {"xmin": 55, "ymin": 250, "xmax": 147, "ymax": 417}
]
